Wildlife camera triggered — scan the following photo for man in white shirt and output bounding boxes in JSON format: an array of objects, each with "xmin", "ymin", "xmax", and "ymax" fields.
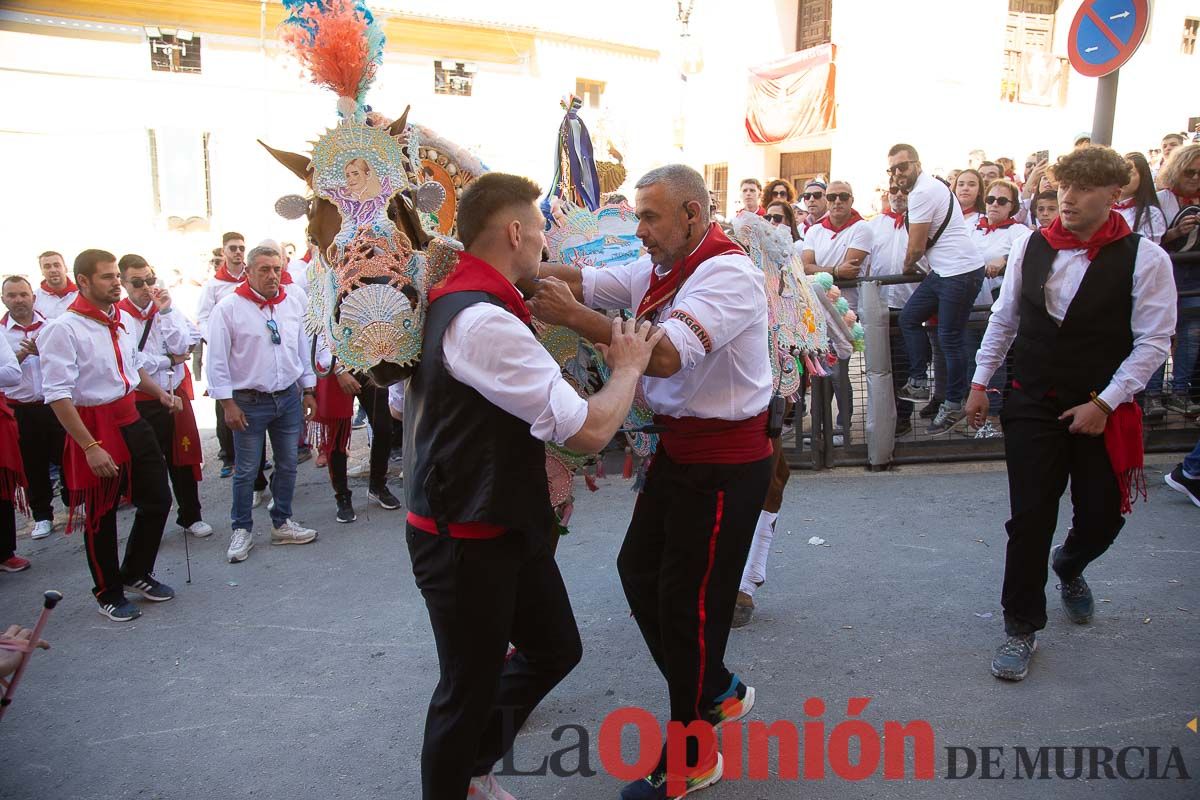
[
  {"xmin": 196, "ymin": 232, "xmax": 249, "ymax": 476},
  {"xmin": 39, "ymin": 249, "xmax": 183, "ymax": 622},
  {"xmin": 739, "ymin": 177, "xmax": 765, "ymax": 217},
  {"xmin": 0, "ymin": 335, "xmax": 30, "ymax": 572},
  {"xmin": 533, "ymin": 164, "xmax": 772, "ymax": 796},
  {"xmin": 401, "ymin": 173, "xmax": 661, "ymax": 800},
  {"xmin": 797, "ymin": 179, "xmax": 829, "ymax": 234},
  {"xmin": 33, "ymin": 251, "xmax": 78, "ymax": 319},
  {"xmin": 1, "ymin": 276, "xmax": 67, "ymax": 540},
  {"xmin": 206, "ymin": 245, "xmax": 318, "ymax": 563},
  {"xmin": 964, "ymin": 146, "xmax": 1176, "ymax": 682},
  {"xmin": 888, "ymin": 143, "xmax": 985, "ymax": 434},
  {"xmin": 116, "ymin": 255, "xmax": 211, "ymax": 540}
]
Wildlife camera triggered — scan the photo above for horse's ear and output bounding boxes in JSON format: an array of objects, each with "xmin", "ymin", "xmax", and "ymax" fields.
[
  {"xmin": 387, "ymin": 106, "xmax": 411, "ymax": 139},
  {"xmin": 258, "ymin": 140, "xmax": 312, "ymax": 185}
]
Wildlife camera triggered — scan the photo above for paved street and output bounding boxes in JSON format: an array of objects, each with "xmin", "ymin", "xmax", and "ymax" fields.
[{"xmin": 1, "ymin": 428, "xmax": 1197, "ymax": 800}]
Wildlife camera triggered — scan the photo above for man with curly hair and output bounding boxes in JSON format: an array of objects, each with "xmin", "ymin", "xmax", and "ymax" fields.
[{"xmin": 965, "ymin": 146, "xmax": 1176, "ymax": 681}]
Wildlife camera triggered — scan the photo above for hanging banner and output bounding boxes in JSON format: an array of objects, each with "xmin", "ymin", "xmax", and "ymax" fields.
[{"xmin": 745, "ymin": 44, "xmax": 836, "ymax": 145}]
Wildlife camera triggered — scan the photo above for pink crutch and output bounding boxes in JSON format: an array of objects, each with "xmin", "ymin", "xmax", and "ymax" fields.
[{"xmin": 0, "ymin": 590, "xmax": 61, "ymax": 721}]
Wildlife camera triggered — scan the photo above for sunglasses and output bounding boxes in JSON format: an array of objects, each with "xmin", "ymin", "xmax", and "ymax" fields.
[
  {"xmin": 1184, "ymin": 168, "xmax": 1200, "ymax": 179},
  {"xmin": 985, "ymin": 196, "xmax": 1013, "ymax": 206},
  {"xmin": 771, "ymin": 188, "xmax": 789, "ymax": 196},
  {"xmin": 888, "ymin": 187, "xmax": 908, "ymax": 195},
  {"xmin": 125, "ymin": 276, "xmax": 157, "ymax": 289},
  {"xmin": 765, "ymin": 213, "xmax": 786, "ymax": 223},
  {"xmin": 827, "ymin": 192, "xmax": 853, "ymax": 202},
  {"xmin": 265, "ymin": 318, "xmax": 281, "ymax": 345},
  {"xmin": 802, "ymin": 191, "xmax": 824, "ymax": 200},
  {"xmin": 887, "ymin": 160, "xmax": 915, "ymax": 175},
  {"xmin": 227, "ymin": 245, "xmax": 246, "ymax": 252}
]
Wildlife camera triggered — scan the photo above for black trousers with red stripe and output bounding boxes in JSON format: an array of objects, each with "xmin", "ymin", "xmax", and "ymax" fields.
[
  {"xmin": 13, "ymin": 403, "xmax": 68, "ymax": 522},
  {"xmin": 617, "ymin": 451, "xmax": 772, "ymax": 768},
  {"xmin": 85, "ymin": 419, "xmax": 171, "ymax": 605}
]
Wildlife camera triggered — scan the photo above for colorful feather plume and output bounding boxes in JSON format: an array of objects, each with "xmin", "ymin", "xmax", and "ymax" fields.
[{"xmin": 280, "ymin": 0, "xmax": 385, "ymax": 119}]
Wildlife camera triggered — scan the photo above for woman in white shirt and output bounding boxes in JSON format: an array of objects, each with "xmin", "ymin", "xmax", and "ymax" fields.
[
  {"xmin": 1113, "ymin": 152, "xmax": 1167, "ymax": 243},
  {"xmin": 954, "ymin": 169, "xmax": 986, "ymax": 231},
  {"xmin": 765, "ymin": 200, "xmax": 804, "ymax": 254}
]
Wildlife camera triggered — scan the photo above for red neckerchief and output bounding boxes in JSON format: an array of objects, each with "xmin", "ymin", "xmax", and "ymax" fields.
[
  {"xmin": 116, "ymin": 297, "xmax": 157, "ymax": 322},
  {"xmin": 281, "ymin": 269, "xmax": 294, "ymax": 285},
  {"xmin": 1112, "ymin": 198, "xmax": 1136, "ymax": 211},
  {"xmin": 819, "ymin": 209, "xmax": 865, "ymax": 239},
  {"xmin": 1171, "ymin": 189, "xmax": 1200, "ymax": 207},
  {"xmin": 882, "ymin": 210, "xmax": 905, "ymax": 229},
  {"xmin": 235, "ymin": 282, "xmax": 287, "ymax": 309},
  {"xmin": 40, "ymin": 279, "xmax": 78, "ymax": 298},
  {"xmin": 754, "ymin": 206, "xmax": 766, "ymax": 217},
  {"xmin": 213, "ymin": 264, "xmax": 245, "ymax": 283},
  {"xmin": 428, "ymin": 252, "xmax": 532, "ymax": 325},
  {"xmin": 635, "ymin": 223, "xmax": 745, "ymax": 321},
  {"xmin": 1039, "ymin": 209, "xmax": 1133, "ymax": 261},
  {"xmin": 977, "ymin": 216, "xmax": 1020, "ymax": 234},
  {"xmin": 67, "ymin": 294, "xmax": 131, "ymax": 392},
  {"xmin": 2, "ymin": 311, "xmax": 45, "ymax": 335}
]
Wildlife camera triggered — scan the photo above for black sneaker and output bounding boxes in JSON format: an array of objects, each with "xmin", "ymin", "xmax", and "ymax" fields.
[
  {"xmin": 336, "ymin": 494, "xmax": 357, "ymax": 523},
  {"xmin": 368, "ymin": 485, "xmax": 401, "ymax": 510},
  {"xmin": 894, "ymin": 415, "xmax": 913, "ymax": 437},
  {"xmin": 98, "ymin": 598, "xmax": 142, "ymax": 622},
  {"xmin": 389, "ymin": 447, "xmax": 404, "ymax": 463},
  {"xmin": 1165, "ymin": 464, "xmax": 1200, "ymax": 508},
  {"xmin": 124, "ymin": 575, "xmax": 176, "ymax": 602},
  {"xmin": 919, "ymin": 396, "xmax": 944, "ymax": 419},
  {"xmin": 704, "ymin": 674, "xmax": 755, "ymax": 727},
  {"xmin": 990, "ymin": 633, "xmax": 1037, "ymax": 681}
]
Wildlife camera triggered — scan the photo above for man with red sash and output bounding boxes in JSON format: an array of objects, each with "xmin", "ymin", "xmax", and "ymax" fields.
[
  {"xmin": 117, "ymin": 254, "xmax": 210, "ymax": 539},
  {"xmin": 0, "ymin": 338, "xmax": 31, "ymax": 573},
  {"xmin": 2, "ymin": 275, "xmax": 69, "ymax": 541},
  {"xmin": 533, "ymin": 164, "xmax": 773, "ymax": 798},
  {"xmin": 33, "ymin": 250, "xmax": 78, "ymax": 319},
  {"xmin": 38, "ymin": 249, "xmax": 182, "ymax": 622},
  {"xmin": 966, "ymin": 146, "xmax": 1177, "ymax": 682},
  {"xmin": 196, "ymin": 232, "xmax": 249, "ymax": 477},
  {"xmin": 404, "ymin": 173, "xmax": 661, "ymax": 800}
]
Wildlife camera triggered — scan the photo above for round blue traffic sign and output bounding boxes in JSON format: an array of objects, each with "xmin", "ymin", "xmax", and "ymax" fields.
[{"xmin": 1068, "ymin": 0, "xmax": 1149, "ymax": 78}]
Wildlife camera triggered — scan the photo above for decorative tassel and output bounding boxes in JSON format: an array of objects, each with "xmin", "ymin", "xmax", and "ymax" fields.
[
  {"xmin": 584, "ymin": 474, "xmax": 599, "ymax": 492},
  {"xmin": 622, "ymin": 447, "xmax": 634, "ymax": 480},
  {"xmin": 595, "ymin": 457, "xmax": 605, "ymax": 479}
]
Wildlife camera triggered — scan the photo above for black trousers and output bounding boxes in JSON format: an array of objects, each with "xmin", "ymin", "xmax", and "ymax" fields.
[
  {"xmin": 327, "ymin": 381, "xmax": 391, "ymax": 497},
  {"xmin": 1, "ymin": 499, "xmax": 15, "ymax": 560},
  {"xmin": 617, "ymin": 451, "xmax": 772, "ymax": 767},
  {"xmin": 889, "ymin": 308, "xmax": 915, "ymax": 416},
  {"xmin": 137, "ymin": 401, "xmax": 203, "ymax": 527},
  {"xmin": 13, "ymin": 403, "xmax": 67, "ymax": 522},
  {"xmin": 407, "ymin": 525, "xmax": 582, "ymax": 800},
  {"xmin": 215, "ymin": 398, "xmax": 234, "ymax": 463},
  {"xmin": 1000, "ymin": 389, "xmax": 1124, "ymax": 636},
  {"xmin": 84, "ymin": 419, "xmax": 172, "ymax": 605}
]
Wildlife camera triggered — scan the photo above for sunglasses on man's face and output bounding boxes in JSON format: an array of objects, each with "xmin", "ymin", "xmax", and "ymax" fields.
[
  {"xmin": 265, "ymin": 318, "xmax": 281, "ymax": 345},
  {"xmin": 985, "ymin": 196, "xmax": 1013, "ymax": 206},
  {"xmin": 125, "ymin": 276, "xmax": 157, "ymax": 289},
  {"xmin": 766, "ymin": 213, "xmax": 786, "ymax": 224},
  {"xmin": 227, "ymin": 245, "xmax": 246, "ymax": 252},
  {"xmin": 802, "ymin": 191, "xmax": 824, "ymax": 200},
  {"xmin": 888, "ymin": 187, "xmax": 908, "ymax": 195},
  {"xmin": 827, "ymin": 192, "xmax": 853, "ymax": 203},
  {"xmin": 887, "ymin": 160, "xmax": 915, "ymax": 175}
]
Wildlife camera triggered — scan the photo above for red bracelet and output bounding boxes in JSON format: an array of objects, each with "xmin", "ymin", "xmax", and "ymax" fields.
[{"xmin": 970, "ymin": 382, "xmax": 987, "ymax": 392}]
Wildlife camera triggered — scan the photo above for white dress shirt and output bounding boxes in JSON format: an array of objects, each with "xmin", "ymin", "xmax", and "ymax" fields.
[
  {"xmin": 973, "ymin": 235, "xmax": 1177, "ymax": 408},
  {"xmin": 864, "ymin": 215, "xmax": 917, "ymax": 309},
  {"xmin": 194, "ymin": 274, "xmax": 244, "ymax": 340},
  {"xmin": 1115, "ymin": 203, "xmax": 1167, "ymax": 243},
  {"xmin": 205, "ymin": 288, "xmax": 316, "ymax": 400},
  {"xmin": 39, "ymin": 306, "xmax": 148, "ymax": 407},
  {"xmin": 582, "ymin": 249, "xmax": 772, "ymax": 420},
  {"xmin": 0, "ymin": 334, "xmax": 20, "ymax": 391},
  {"xmin": 441, "ymin": 304, "xmax": 588, "ymax": 446},
  {"xmin": 971, "ymin": 222, "xmax": 1033, "ymax": 307},
  {"xmin": 34, "ymin": 287, "xmax": 77, "ymax": 320},
  {"xmin": 0, "ymin": 311, "xmax": 49, "ymax": 402},
  {"xmin": 122, "ymin": 300, "xmax": 200, "ymax": 393}
]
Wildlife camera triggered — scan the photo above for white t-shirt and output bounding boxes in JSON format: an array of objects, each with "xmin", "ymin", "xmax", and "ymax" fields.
[
  {"xmin": 970, "ymin": 221, "xmax": 1033, "ymax": 307},
  {"xmin": 803, "ymin": 217, "xmax": 871, "ymax": 310},
  {"xmin": 1114, "ymin": 203, "xmax": 1167, "ymax": 243},
  {"xmin": 864, "ymin": 214, "xmax": 916, "ymax": 309},
  {"xmin": 906, "ymin": 171, "xmax": 982, "ymax": 277}
]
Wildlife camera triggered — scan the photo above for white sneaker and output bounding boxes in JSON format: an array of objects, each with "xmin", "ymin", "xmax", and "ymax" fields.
[
  {"xmin": 30, "ymin": 520, "xmax": 53, "ymax": 540},
  {"xmin": 271, "ymin": 518, "xmax": 317, "ymax": 545},
  {"xmin": 267, "ymin": 498, "xmax": 275, "ymax": 513},
  {"xmin": 227, "ymin": 528, "xmax": 254, "ymax": 563},
  {"xmin": 467, "ymin": 773, "xmax": 516, "ymax": 800},
  {"xmin": 183, "ymin": 520, "xmax": 214, "ymax": 538},
  {"xmin": 347, "ymin": 459, "xmax": 371, "ymax": 478},
  {"xmin": 252, "ymin": 489, "xmax": 270, "ymax": 509}
]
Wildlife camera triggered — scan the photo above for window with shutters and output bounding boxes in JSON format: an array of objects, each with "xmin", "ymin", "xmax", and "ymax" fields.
[
  {"xmin": 575, "ymin": 79, "xmax": 605, "ymax": 109},
  {"xmin": 1002, "ymin": 1, "xmax": 1067, "ymax": 106},
  {"xmin": 704, "ymin": 163, "xmax": 728, "ymax": 218},
  {"xmin": 796, "ymin": 0, "xmax": 831, "ymax": 51},
  {"xmin": 1184, "ymin": 18, "xmax": 1199, "ymax": 56}
]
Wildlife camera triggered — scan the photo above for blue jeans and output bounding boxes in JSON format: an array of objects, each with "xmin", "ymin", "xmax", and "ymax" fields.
[
  {"xmin": 1146, "ymin": 302, "xmax": 1200, "ymax": 396},
  {"xmin": 899, "ymin": 268, "xmax": 985, "ymax": 404},
  {"xmin": 230, "ymin": 386, "xmax": 302, "ymax": 531}
]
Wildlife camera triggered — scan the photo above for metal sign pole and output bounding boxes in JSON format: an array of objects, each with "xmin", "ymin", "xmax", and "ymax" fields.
[{"xmin": 1091, "ymin": 69, "xmax": 1120, "ymax": 147}]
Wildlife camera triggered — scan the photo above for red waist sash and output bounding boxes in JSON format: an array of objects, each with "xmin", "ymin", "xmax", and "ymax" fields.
[{"xmin": 653, "ymin": 410, "xmax": 772, "ymax": 464}]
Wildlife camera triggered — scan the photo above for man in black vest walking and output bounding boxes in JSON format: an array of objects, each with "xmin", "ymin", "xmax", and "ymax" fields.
[
  {"xmin": 966, "ymin": 146, "xmax": 1176, "ymax": 681},
  {"xmin": 404, "ymin": 172, "xmax": 662, "ymax": 800}
]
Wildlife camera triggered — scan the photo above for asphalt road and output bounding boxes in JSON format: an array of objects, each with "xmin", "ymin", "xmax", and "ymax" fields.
[{"xmin": 1, "ymin": 431, "xmax": 1197, "ymax": 800}]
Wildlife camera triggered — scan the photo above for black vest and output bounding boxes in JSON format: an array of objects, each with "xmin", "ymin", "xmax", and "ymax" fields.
[
  {"xmin": 403, "ymin": 291, "xmax": 554, "ymax": 537},
  {"xmin": 1010, "ymin": 232, "xmax": 1139, "ymax": 407}
]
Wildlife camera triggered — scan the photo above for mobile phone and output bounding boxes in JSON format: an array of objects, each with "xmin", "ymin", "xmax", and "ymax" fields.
[{"xmin": 1035, "ymin": 149, "xmax": 1049, "ymax": 164}]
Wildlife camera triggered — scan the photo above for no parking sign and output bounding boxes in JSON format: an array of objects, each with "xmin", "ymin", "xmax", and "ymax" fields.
[{"xmin": 1067, "ymin": 0, "xmax": 1149, "ymax": 77}]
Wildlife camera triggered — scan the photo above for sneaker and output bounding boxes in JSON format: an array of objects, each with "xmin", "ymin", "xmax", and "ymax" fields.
[
  {"xmin": 368, "ymin": 485, "xmax": 401, "ymax": 510},
  {"xmin": 919, "ymin": 396, "xmax": 944, "ymax": 420},
  {"xmin": 705, "ymin": 675, "xmax": 755, "ymax": 727},
  {"xmin": 926, "ymin": 401, "xmax": 966, "ymax": 435},
  {"xmin": 1165, "ymin": 464, "xmax": 1200, "ymax": 508},
  {"xmin": 1164, "ymin": 395, "xmax": 1200, "ymax": 417},
  {"xmin": 389, "ymin": 447, "xmax": 404, "ymax": 463},
  {"xmin": 183, "ymin": 520, "xmax": 213, "ymax": 538},
  {"xmin": 990, "ymin": 633, "xmax": 1037, "ymax": 681},
  {"xmin": 1052, "ymin": 546, "xmax": 1094, "ymax": 624},
  {"xmin": 228, "ymin": 528, "xmax": 254, "ymax": 563},
  {"xmin": 897, "ymin": 377, "xmax": 931, "ymax": 401},
  {"xmin": 124, "ymin": 574, "xmax": 175, "ymax": 602},
  {"xmin": 219, "ymin": 462, "xmax": 233, "ymax": 479},
  {"xmin": 267, "ymin": 498, "xmax": 275, "ymax": 514},
  {"xmin": 620, "ymin": 754, "xmax": 723, "ymax": 799},
  {"xmin": 467, "ymin": 772, "xmax": 515, "ymax": 800},
  {"xmin": 347, "ymin": 459, "xmax": 372, "ymax": 478},
  {"xmin": 30, "ymin": 520, "xmax": 54, "ymax": 540},
  {"xmin": 731, "ymin": 591, "xmax": 755, "ymax": 629},
  {"xmin": 0, "ymin": 554, "xmax": 31, "ymax": 572},
  {"xmin": 336, "ymin": 494, "xmax": 357, "ymax": 523},
  {"xmin": 296, "ymin": 446, "xmax": 313, "ymax": 465},
  {"xmin": 351, "ymin": 407, "xmax": 368, "ymax": 430},
  {"xmin": 832, "ymin": 434, "xmax": 845, "ymax": 447},
  {"xmin": 252, "ymin": 489, "xmax": 270, "ymax": 509},
  {"xmin": 271, "ymin": 518, "xmax": 317, "ymax": 545},
  {"xmin": 894, "ymin": 416, "xmax": 913, "ymax": 437},
  {"xmin": 97, "ymin": 599, "xmax": 141, "ymax": 622},
  {"xmin": 1143, "ymin": 395, "xmax": 1167, "ymax": 422}
]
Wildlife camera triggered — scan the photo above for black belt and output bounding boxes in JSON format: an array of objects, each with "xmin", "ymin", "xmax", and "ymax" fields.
[{"xmin": 233, "ymin": 387, "xmax": 294, "ymax": 399}]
